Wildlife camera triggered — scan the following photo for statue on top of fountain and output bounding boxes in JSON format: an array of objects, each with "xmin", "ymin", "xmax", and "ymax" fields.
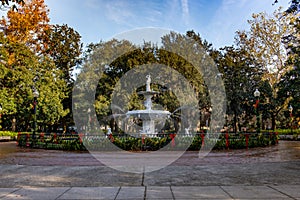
[{"xmin": 146, "ymin": 74, "xmax": 151, "ymax": 92}]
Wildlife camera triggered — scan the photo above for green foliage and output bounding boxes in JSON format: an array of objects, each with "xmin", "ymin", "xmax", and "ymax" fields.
[
  {"xmin": 0, "ymin": 131, "xmax": 18, "ymax": 139},
  {"xmin": 271, "ymin": 129, "xmax": 300, "ymax": 135},
  {"xmin": 45, "ymin": 24, "xmax": 83, "ymax": 84},
  {"xmin": 0, "ymin": 1, "xmax": 298, "ymax": 135},
  {"xmin": 0, "ymin": 1, "xmax": 82, "ymax": 131},
  {"xmin": 279, "ymin": 14, "xmax": 300, "ymax": 120},
  {"xmin": 235, "ymin": 7, "xmax": 298, "ymax": 130},
  {"xmin": 80, "ymin": 32, "xmax": 210, "ymax": 133},
  {"xmin": 16, "ymin": 132, "xmax": 278, "ymax": 151},
  {"xmin": 217, "ymin": 46, "xmax": 264, "ymax": 132},
  {"xmin": 0, "ymin": 37, "xmax": 69, "ymax": 130}
]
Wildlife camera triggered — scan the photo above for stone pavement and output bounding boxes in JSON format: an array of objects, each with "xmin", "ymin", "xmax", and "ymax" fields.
[
  {"xmin": 0, "ymin": 141, "xmax": 299, "ymax": 199},
  {"xmin": 0, "ymin": 185, "xmax": 299, "ymax": 199}
]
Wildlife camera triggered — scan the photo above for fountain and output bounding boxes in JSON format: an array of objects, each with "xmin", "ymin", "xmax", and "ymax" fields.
[{"xmin": 126, "ymin": 75, "xmax": 171, "ymax": 136}]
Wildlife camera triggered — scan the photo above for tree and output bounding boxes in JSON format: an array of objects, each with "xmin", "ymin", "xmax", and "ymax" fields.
[
  {"xmin": 0, "ymin": 32, "xmax": 68, "ymax": 131},
  {"xmin": 286, "ymin": 0, "xmax": 300, "ymax": 13},
  {"xmin": 278, "ymin": 12, "xmax": 300, "ymax": 122},
  {"xmin": 217, "ymin": 46, "xmax": 264, "ymax": 132},
  {"xmin": 75, "ymin": 39, "xmax": 137, "ymax": 132},
  {"xmin": 273, "ymin": 0, "xmax": 300, "ymax": 13},
  {"xmin": 0, "ymin": 0, "xmax": 24, "ymax": 10},
  {"xmin": 0, "ymin": 0, "xmax": 84, "ymax": 131},
  {"xmin": 45, "ymin": 24, "xmax": 83, "ymax": 84},
  {"xmin": 235, "ymin": 7, "xmax": 297, "ymax": 130},
  {"xmin": 159, "ymin": 31, "xmax": 211, "ymax": 131},
  {"xmin": 77, "ymin": 31, "xmax": 220, "ymax": 133},
  {"xmin": 45, "ymin": 24, "xmax": 83, "ymax": 127},
  {"xmin": 0, "ymin": 0, "xmax": 50, "ymax": 54}
]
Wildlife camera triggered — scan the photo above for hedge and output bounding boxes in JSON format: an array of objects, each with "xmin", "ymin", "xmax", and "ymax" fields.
[{"xmin": 16, "ymin": 132, "xmax": 278, "ymax": 151}]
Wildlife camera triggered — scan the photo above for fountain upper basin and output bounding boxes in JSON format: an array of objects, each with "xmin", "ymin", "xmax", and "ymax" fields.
[{"xmin": 126, "ymin": 110, "xmax": 170, "ymax": 120}]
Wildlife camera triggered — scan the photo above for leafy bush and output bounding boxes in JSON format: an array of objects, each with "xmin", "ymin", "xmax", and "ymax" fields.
[
  {"xmin": 272, "ymin": 129, "xmax": 300, "ymax": 135},
  {"xmin": 0, "ymin": 131, "xmax": 19, "ymax": 140}
]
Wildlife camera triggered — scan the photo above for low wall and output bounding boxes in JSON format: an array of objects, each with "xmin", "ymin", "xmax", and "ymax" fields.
[{"xmin": 0, "ymin": 136, "xmax": 11, "ymax": 141}]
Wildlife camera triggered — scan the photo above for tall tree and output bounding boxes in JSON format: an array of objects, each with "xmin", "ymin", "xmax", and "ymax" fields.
[
  {"xmin": 45, "ymin": 24, "xmax": 83, "ymax": 127},
  {"xmin": 0, "ymin": 32, "xmax": 68, "ymax": 131},
  {"xmin": 45, "ymin": 24, "xmax": 83, "ymax": 84},
  {"xmin": 218, "ymin": 46, "xmax": 264, "ymax": 132},
  {"xmin": 235, "ymin": 7, "xmax": 297, "ymax": 129},
  {"xmin": 76, "ymin": 39, "xmax": 136, "ymax": 132},
  {"xmin": 278, "ymin": 7, "xmax": 300, "ymax": 121}
]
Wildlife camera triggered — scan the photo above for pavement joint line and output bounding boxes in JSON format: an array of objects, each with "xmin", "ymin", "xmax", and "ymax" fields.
[
  {"xmin": 267, "ymin": 185, "xmax": 298, "ymax": 200},
  {"xmin": 219, "ymin": 185, "xmax": 235, "ymax": 199},
  {"xmin": 54, "ymin": 186, "xmax": 71, "ymax": 200},
  {"xmin": 141, "ymin": 166, "xmax": 145, "ymax": 186},
  {"xmin": 0, "ymin": 187, "xmax": 22, "ymax": 199},
  {"xmin": 144, "ymin": 186, "xmax": 147, "ymax": 200},
  {"xmin": 169, "ymin": 186, "xmax": 175, "ymax": 200},
  {"xmin": 114, "ymin": 186, "xmax": 121, "ymax": 200}
]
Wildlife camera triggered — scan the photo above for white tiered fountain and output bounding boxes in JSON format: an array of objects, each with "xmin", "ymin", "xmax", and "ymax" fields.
[{"xmin": 126, "ymin": 75, "xmax": 171, "ymax": 137}]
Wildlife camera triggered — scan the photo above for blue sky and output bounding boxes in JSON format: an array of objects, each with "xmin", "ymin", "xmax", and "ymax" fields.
[{"xmin": 44, "ymin": 0, "xmax": 289, "ymax": 49}]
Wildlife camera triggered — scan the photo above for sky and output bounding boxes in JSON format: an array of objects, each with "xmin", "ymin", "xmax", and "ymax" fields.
[{"xmin": 44, "ymin": 0, "xmax": 289, "ymax": 49}]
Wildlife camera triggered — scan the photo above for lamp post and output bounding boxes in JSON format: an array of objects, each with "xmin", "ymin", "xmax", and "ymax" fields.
[
  {"xmin": 32, "ymin": 88, "xmax": 39, "ymax": 146},
  {"xmin": 289, "ymin": 105, "xmax": 293, "ymax": 134},
  {"xmin": 254, "ymin": 89, "xmax": 261, "ymax": 133}
]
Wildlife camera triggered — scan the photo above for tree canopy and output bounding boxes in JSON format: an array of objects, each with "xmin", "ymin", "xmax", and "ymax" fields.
[
  {"xmin": 0, "ymin": 0, "xmax": 82, "ymax": 131},
  {"xmin": 0, "ymin": 0, "xmax": 299, "ymax": 133}
]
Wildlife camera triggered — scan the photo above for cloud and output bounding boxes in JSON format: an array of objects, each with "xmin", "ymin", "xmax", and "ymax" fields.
[
  {"xmin": 203, "ymin": 0, "xmax": 289, "ymax": 48},
  {"xmin": 104, "ymin": 1, "xmax": 134, "ymax": 25},
  {"xmin": 181, "ymin": 0, "xmax": 189, "ymax": 25}
]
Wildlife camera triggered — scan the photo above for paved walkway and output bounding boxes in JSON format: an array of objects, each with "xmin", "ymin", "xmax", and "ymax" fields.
[
  {"xmin": 0, "ymin": 185, "xmax": 299, "ymax": 199},
  {"xmin": 0, "ymin": 141, "xmax": 299, "ymax": 199}
]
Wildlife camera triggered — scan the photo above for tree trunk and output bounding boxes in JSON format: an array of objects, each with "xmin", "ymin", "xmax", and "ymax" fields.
[
  {"xmin": 174, "ymin": 119, "xmax": 179, "ymax": 133},
  {"xmin": 233, "ymin": 113, "xmax": 237, "ymax": 133},
  {"xmin": 110, "ymin": 118, "xmax": 115, "ymax": 132},
  {"xmin": 114, "ymin": 121, "xmax": 119, "ymax": 133},
  {"xmin": 271, "ymin": 113, "xmax": 276, "ymax": 131}
]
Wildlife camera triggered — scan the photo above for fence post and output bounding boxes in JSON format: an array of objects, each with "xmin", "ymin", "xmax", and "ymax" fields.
[
  {"xmin": 26, "ymin": 133, "xmax": 30, "ymax": 147},
  {"xmin": 170, "ymin": 133, "xmax": 176, "ymax": 147},
  {"xmin": 108, "ymin": 133, "xmax": 114, "ymax": 143},
  {"xmin": 200, "ymin": 133, "xmax": 205, "ymax": 148},
  {"xmin": 225, "ymin": 132, "xmax": 229, "ymax": 149},
  {"xmin": 40, "ymin": 132, "xmax": 44, "ymax": 143},
  {"xmin": 79, "ymin": 133, "xmax": 83, "ymax": 143},
  {"xmin": 141, "ymin": 134, "xmax": 145, "ymax": 145},
  {"xmin": 245, "ymin": 134, "xmax": 249, "ymax": 149},
  {"xmin": 53, "ymin": 133, "xmax": 57, "ymax": 144},
  {"xmin": 16, "ymin": 132, "xmax": 21, "ymax": 145}
]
